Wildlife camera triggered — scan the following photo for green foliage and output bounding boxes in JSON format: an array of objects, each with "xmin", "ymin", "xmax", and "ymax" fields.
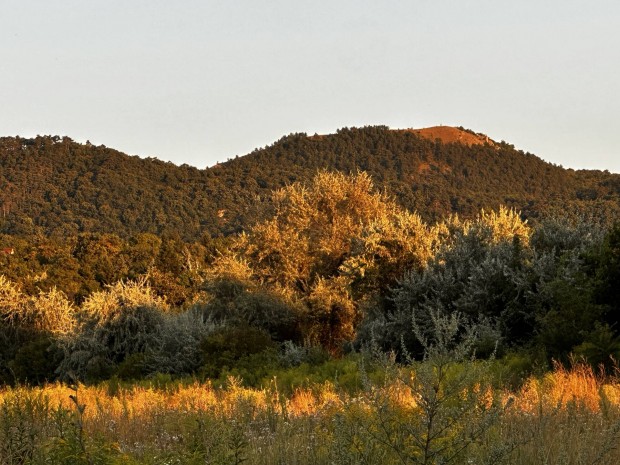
[
  {"xmin": 337, "ymin": 311, "xmax": 508, "ymax": 465},
  {"xmin": 57, "ymin": 280, "xmax": 170, "ymax": 382},
  {"xmin": 534, "ymin": 278, "xmax": 602, "ymax": 362},
  {"xmin": 271, "ymin": 352, "xmax": 370, "ymax": 395},
  {"xmin": 573, "ymin": 323, "xmax": 620, "ymax": 373},
  {"xmin": 199, "ymin": 325, "xmax": 276, "ymax": 381},
  {"xmin": 365, "ymin": 209, "xmax": 529, "ymax": 356},
  {"xmin": 0, "ymin": 390, "xmax": 51, "ymax": 464},
  {"xmin": 592, "ymin": 223, "xmax": 620, "ymax": 327},
  {"xmin": 10, "ymin": 336, "xmax": 63, "ymax": 384},
  {"xmin": 362, "ymin": 210, "xmax": 617, "ymax": 370},
  {"xmin": 0, "ymin": 276, "xmax": 76, "ymax": 384},
  {"xmin": 0, "ymin": 155, "xmax": 618, "ymax": 386},
  {"xmin": 201, "ymin": 269, "xmax": 301, "ymax": 342},
  {"xmin": 43, "ymin": 386, "xmax": 121, "ymax": 465},
  {"xmin": 0, "ymin": 231, "xmax": 209, "ymax": 307},
  {"xmin": 279, "ymin": 340, "xmax": 331, "ymax": 368},
  {"xmin": 216, "ymin": 350, "xmax": 281, "ymax": 388},
  {"xmin": 141, "ymin": 308, "xmax": 218, "ymax": 377},
  {"xmin": 3, "ymin": 128, "xmax": 619, "ymax": 242},
  {"xmin": 153, "ymin": 412, "xmax": 249, "ymax": 465},
  {"xmin": 114, "ymin": 353, "xmax": 148, "ymax": 381},
  {"xmin": 488, "ymin": 352, "xmax": 541, "ymax": 389},
  {"xmin": 2, "ymin": 132, "xmax": 620, "ymax": 463}
]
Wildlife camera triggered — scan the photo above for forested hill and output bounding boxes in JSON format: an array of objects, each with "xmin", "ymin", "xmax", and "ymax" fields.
[
  {"xmin": 0, "ymin": 136, "xmax": 225, "ymax": 240},
  {"xmin": 1, "ymin": 127, "xmax": 619, "ymax": 240}
]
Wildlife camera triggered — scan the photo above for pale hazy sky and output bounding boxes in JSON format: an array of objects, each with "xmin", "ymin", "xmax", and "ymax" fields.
[{"xmin": 1, "ymin": 1, "xmax": 619, "ymax": 172}]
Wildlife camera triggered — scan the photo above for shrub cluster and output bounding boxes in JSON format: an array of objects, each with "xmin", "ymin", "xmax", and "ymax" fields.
[{"xmin": 2, "ymin": 172, "xmax": 619, "ymax": 385}]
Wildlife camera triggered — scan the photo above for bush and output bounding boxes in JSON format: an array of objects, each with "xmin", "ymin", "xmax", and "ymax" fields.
[
  {"xmin": 199, "ymin": 325, "xmax": 277, "ymax": 380},
  {"xmin": 115, "ymin": 353, "xmax": 148, "ymax": 380},
  {"xmin": 141, "ymin": 307, "xmax": 219, "ymax": 376},
  {"xmin": 10, "ymin": 336, "xmax": 63, "ymax": 384},
  {"xmin": 272, "ymin": 353, "xmax": 369, "ymax": 394},
  {"xmin": 279, "ymin": 340, "xmax": 330, "ymax": 368},
  {"xmin": 0, "ymin": 277, "xmax": 75, "ymax": 384},
  {"xmin": 57, "ymin": 279, "xmax": 169, "ymax": 382},
  {"xmin": 336, "ymin": 311, "xmax": 508, "ymax": 464}
]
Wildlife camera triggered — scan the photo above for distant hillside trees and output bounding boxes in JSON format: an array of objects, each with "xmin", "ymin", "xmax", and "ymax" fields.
[
  {"xmin": 2, "ymin": 128, "xmax": 620, "ymax": 241},
  {"xmin": 0, "ymin": 231, "xmax": 209, "ymax": 306}
]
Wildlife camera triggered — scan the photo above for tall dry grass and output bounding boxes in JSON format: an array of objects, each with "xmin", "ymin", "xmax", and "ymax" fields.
[{"xmin": 0, "ymin": 363, "xmax": 619, "ymax": 464}]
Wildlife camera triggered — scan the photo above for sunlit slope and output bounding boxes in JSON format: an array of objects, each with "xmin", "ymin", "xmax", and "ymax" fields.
[{"xmin": 1, "ymin": 126, "xmax": 618, "ymax": 239}]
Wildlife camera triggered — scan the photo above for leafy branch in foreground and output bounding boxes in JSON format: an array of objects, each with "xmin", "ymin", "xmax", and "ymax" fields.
[{"xmin": 335, "ymin": 310, "xmax": 513, "ymax": 465}]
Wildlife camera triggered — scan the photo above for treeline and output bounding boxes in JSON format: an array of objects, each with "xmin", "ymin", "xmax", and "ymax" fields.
[
  {"xmin": 0, "ymin": 230, "xmax": 230, "ymax": 305},
  {"xmin": 2, "ymin": 127, "xmax": 620, "ymax": 241},
  {"xmin": 1, "ymin": 172, "xmax": 618, "ymax": 385}
]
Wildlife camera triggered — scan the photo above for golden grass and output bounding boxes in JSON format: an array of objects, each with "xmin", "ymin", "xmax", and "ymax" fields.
[
  {"xmin": 1, "ymin": 363, "xmax": 618, "ymax": 425},
  {"xmin": 514, "ymin": 362, "xmax": 620, "ymax": 413},
  {"xmin": 1, "ymin": 364, "xmax": 619, "ymax": 464}
]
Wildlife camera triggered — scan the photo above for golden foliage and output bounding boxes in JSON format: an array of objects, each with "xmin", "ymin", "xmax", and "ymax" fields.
[
  {"xmin": 81, "ymin": 278, "xmax": 169, "ymax": 320},
  {"xmin": 305, "ymin": 277, "xmax": 357, "ymax": 350},
  {"xmin": 0, "ymin": 275, "xmax": 75, "ymax": 335},
  {"xmin": 474, "ymin": 206, "xmax": 530, "ymax": 246},
  {"xmin": 342, "ymin": 210, "xmax": 440, "ymax": 290},
  {"xmin": 0, "ymin": 363, "xmax": 619, "ymax": 464},
  {"xmin": 209, "ymin": 171, "xmax": 441, "ymax": 351},
  {"xmin": 233, "ymin": 171, "xmax": 405, "ymax": 289},
  {"xmin": 0, "ymin": 275, "xmax": 23, "ymax": 326}
]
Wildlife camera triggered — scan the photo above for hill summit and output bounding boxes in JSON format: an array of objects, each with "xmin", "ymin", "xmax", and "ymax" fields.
[{"xmin": 403, "ymin": 126, "xmax": 494, "ymax": 147}]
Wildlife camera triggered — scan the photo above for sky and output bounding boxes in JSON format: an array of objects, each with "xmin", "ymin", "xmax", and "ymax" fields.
[{"xmin": 1, "ymin": 0, "xmax": 619, "ymax": 172}]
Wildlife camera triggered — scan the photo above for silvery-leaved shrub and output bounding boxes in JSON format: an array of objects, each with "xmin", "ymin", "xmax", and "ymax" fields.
[{"xmin": 57, "ymin": 278, "xmax": 168, "ymax": 381}]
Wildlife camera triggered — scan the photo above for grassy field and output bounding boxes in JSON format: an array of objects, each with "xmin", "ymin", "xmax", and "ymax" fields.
[{"xmin": 1, "ymin": 361, "xmax": 620, "ymax": 465}]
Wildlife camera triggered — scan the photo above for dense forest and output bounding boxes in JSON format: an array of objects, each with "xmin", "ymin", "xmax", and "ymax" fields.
[{"xmin": 2, "ymin": 126, "xmax": 619, "ymax": 242}]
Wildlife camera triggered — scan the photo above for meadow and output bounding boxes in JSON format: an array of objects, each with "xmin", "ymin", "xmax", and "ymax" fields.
[{"xmin": 1, "ymin": 360, "xmax": 619, "ymax": 465}]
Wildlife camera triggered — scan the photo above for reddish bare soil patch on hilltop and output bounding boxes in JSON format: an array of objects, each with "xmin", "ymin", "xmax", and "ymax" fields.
[
  {"xmin": 404, "ymin": 126, "xmax": 494, "ymax": 147},
  {"xmin": 308, "ymin": 126, "xmax": 493, "ymax": 147}
]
